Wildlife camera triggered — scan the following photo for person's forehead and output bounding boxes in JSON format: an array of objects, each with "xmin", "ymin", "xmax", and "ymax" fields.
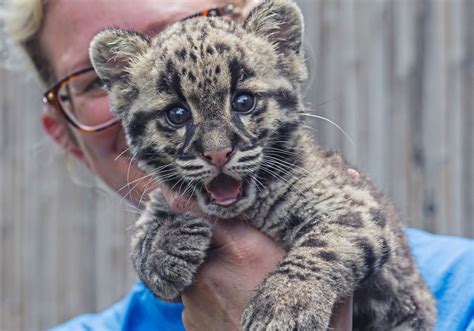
[{"xmin": 41, "ymin": 0, "xmax": 228, "ymax": 79}]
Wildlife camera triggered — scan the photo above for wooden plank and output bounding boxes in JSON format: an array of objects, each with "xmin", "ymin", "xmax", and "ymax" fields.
[
  {"xmin": 462, "ymin": 0, "xmax": 474, "ymax": 236},
  {"xmin": 444, "ymin": 0, "xmax": 465, "ymax": 236}
]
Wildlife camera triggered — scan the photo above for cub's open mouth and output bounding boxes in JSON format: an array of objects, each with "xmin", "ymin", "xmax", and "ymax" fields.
[{"xmin": 205, "ymin": 173, "xmax": 242, "ymax": 206}]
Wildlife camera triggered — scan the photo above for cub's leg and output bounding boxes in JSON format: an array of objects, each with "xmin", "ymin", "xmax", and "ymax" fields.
[
  {"xmin": 242, "ymin": 214, "xmax": 389, "ymax": 331},
  {"xmin": 130, "ymin": 190, "xmax": 211, "ymax": 301}
]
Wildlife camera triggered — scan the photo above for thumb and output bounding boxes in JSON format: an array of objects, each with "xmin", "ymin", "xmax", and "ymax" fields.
[{"xmin": 159, "ymin": 184, "xmax": 203, "ymax": 216}]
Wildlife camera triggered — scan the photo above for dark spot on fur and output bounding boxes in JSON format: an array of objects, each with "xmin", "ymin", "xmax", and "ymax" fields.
[
  {"xmin": 300, "ymin": 238, "xmax": 327, "ymax": 248},
  {"xmin": 188, "ymin": 71, "xmax": 196, "ymax": 83},
  {"xmin": 180, "ymin": 164, "xmax": 203, "ymax": 171},
  {"xmin": 336, "ymin": 212, "xmax": 364, "ymax": 228},
  {"xmin": 215, "ymin": 42, "xmax": 230, "ymax": 54},
  {"xmin": 136, "ymin": 146, "xmax": 169, "ymax": 171},
  {"xmin": 178, "ymin": 124, "xmax": 196, "ymax": 155},
  {"xmin": 156, "ymin": 73, "xmax": 170, "ymax": 93},
  {"xmin": 215, "ymin": 65, "xmax": 221, "ymax": 74},
  {"xmin": 176, "ymin": 48, "xmax": 187, "ymax": 61},
  {"xmin": 263, "ymin": 89, "xmax": 299, "ymax": 110},
  {"xmin": 237, "ymin": 154, "xmax": 260, "ymax": 163},
  {"xmin": 318, "ymin": 251, "xmax": 338, "ymax": 262},
  {"xmin": 323, "ymin": 150, "xmax": 335, "ymax": 158},
  {"xmin": 287, "ymin": 272, "xmax": 307, "ymax": 281},
  {"xmin": 177, "ymin": 154, "xmax": 196, "ymax": 161},
  {"xmin": 163, "ymin": 146, "xmax": 176, "ymax": 156},
  {"xmin": 370, "ymin": 208, "xmax": 387, "ymax": 228},
  {"xmin": 186, "ymin": 35, "xmax": 195, "ymax": 48},
  {"xmin": 350, "ymin": 199, "xmax": 366, "ymax": 207},
  {"xmin": 288, "ymin": 215, "xmax": 304, "ymax": 228},
  {"xmin": 257, "ymin": 121, "xmax": 300, "ymax": 186},
  {"xmin": 379, "ymin": 238, "xmax": 391, "ymax": 266},
  {"xmin": 279, "ymin": 260, "xmax": 307, "ymax": 271},
  {"xmin": 228, "ymin": 58, "xmax": 242, "ymax": 93},
  {"xmin": 206, "ymin": 46, "xmax": 214, "ymax": 55},
  {"xmin": 189, "ymin": 51, "xmax": 197, "ymax": 63},
  {"xmin": 207, "ymin": 19, "xmax": 216, "ymax": 29},
  {"xmin": 353, "ymin": 237, "xmax": 377, "ymax": 279},
  {"xmin": 128, "ymin": 111, "xmax": 155, "ymax": 140},
  {"xmin": 164, "ymin": 60, "xmax": 185, "ymax": 100},
  {"xmin": 228, "ymin": 58, "xmax": 256, "ymax": 93},
  {"xmin": 200, "ymin": 28, "xmax": 208, "ymax": 41}
]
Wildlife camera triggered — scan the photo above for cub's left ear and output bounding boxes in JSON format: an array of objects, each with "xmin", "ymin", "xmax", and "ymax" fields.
[
  {"xmin": 89, "ymin": 28, "xmax": 150, "ymax": 90},
  {"xmin": 243, "ymin": 0, "xmax": 303, "ymax": 55}
]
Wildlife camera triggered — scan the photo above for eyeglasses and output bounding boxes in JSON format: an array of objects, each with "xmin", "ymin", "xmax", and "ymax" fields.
[{"xmin": 43, "ymin": 3, "xmax": 239, "ymax": 132}]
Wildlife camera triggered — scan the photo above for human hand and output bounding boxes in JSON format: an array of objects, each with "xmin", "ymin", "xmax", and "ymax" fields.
[
  {"xmin": 181, "ymin": 221, "xmax": 353, "ymax": 331},
  {"xmin": 158, "ymin": 184, "xmax": 353, "ymax": 330}
]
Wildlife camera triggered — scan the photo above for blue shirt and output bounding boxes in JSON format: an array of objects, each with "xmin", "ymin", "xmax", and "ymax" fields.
[{"xmin": 51, "ymin": 228, "xmax": 474, "ymax": 331}]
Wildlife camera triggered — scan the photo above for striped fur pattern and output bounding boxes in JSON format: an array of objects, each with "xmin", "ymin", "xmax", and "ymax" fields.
[{"xmin": 90, "ymin": 0, "xmax": 436, "ymax": 329}]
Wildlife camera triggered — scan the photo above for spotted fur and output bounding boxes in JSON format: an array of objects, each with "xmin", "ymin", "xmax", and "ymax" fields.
[{"xmin": 90, "ymin": 0, "xmax": 436, "ymax": 329}]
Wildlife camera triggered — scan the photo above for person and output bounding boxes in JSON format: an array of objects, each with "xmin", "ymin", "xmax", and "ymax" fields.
[{"xmin": 3, "ymin": 0, "xmax": 473, "ymax": 330}]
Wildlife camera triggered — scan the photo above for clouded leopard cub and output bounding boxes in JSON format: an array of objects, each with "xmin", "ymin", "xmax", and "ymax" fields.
[{"xmin": 90, "ymin": 0, "xmax": 436, "ymax": 329}]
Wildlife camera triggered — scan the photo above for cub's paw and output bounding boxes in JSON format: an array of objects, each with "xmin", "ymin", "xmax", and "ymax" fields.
[
  {"xmin": 241, "ymin": 273, "xmax": 333, "ymax": 331},
  {"xmin": 132, "ymin": 215, "xmax": 211, "ymax": 301}
]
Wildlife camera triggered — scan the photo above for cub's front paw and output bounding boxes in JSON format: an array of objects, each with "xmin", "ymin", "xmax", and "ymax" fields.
[
  {"xmin": 241, "ymin": 273, "xmax": 333, "ymax": 331},
  {"xmin": 132, "ymin": 215, "xmax": 211, "ymax": 301}
]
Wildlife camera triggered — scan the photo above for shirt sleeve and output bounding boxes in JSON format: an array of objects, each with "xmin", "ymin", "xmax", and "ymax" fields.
[
  {"xmin": 49, "ymin": 282, "xmax": 184, "ymax": 331},
  {"xmin": 406, "ymin": 228, "xmax": 474, "ymax": 331}
]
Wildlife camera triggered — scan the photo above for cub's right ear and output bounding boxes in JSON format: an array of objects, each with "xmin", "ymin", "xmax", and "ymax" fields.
[{"xmin": 89, "ymin": 28, "xmax": 150, "ymax": 90}]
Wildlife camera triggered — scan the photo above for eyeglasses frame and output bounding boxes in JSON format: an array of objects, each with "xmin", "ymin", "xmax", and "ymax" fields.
[{"xmin": 42, "ymin": 3, "xmax": 239, "ymax": 133}]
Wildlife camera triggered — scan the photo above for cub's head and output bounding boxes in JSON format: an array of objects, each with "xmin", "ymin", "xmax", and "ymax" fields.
[{"xmin": 90, "ymin": 0, "xmax": 307, "ymax": 218}]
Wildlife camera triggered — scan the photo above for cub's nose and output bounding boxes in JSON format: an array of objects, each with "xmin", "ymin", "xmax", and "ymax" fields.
[{"xmin": 202, "ymin": 147, "xmax": 234, "ymax": 168}]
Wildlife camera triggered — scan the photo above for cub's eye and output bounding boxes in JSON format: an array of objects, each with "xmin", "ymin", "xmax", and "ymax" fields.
[
  {"xmin": 166, "ymin": 106, "xmax": 191, "ymax": 126},
  {"xmin": 232, "ymin": 93, "xmax": 255, "ymax": 113}
]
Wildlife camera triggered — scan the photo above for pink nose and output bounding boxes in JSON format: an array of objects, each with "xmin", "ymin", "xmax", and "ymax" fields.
[{"xmin": 203, "ymin": 147, "xmax": 233, "ymax": 167}]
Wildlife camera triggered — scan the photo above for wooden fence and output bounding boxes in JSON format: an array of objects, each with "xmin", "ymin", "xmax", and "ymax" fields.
[{"xmin": 1, "ymin": 0, "xmax": 473, "ymax": 330}]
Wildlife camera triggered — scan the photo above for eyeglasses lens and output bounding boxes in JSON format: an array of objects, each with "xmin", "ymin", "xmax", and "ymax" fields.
[{"xmin": 57, "ymin": 71, "xmax": 117, "ymax": 128}]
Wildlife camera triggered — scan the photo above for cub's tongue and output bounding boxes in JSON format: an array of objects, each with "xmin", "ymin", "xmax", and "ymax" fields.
[{"xmin": 205, "ymin": 174, "xmax": 241, "ymax": 206}]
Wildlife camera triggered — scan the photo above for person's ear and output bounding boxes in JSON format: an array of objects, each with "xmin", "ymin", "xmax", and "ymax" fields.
[{"xmin": 41, "ymin": 108, "xmax": 85, "ymax": 161}]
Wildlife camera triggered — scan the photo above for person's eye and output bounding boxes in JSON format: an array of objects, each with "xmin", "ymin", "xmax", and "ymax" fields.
[
  {"xmin": 166, "ymin": 106, "xmax": 191, "ymax": 126},
  {"xmin": 83, "ymin": 77, "xmax": 106, "ymax": 93},
  {"xmin": 232, "ymin": 93, "xmax": 256, "ymax": 113}
]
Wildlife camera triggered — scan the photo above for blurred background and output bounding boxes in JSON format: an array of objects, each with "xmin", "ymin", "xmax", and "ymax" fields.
[{"xmin": 1, "ymin": 0, "xmax": 473, "ymax": 329}]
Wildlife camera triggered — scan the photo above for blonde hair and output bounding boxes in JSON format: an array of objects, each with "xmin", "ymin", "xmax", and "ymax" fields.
[
  {"xmin": 5, "ymin": 0, "xmax": 43, "ymax": 42},
  {"xmin": 2, "ymin": 0, "xmax": 55, "ymax": 85}
]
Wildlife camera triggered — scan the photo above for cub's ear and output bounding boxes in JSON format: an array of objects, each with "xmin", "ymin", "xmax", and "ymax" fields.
[
  {"xmin": 89, "ymin": 28, "xmax": 150, "ymax": 90},
  {"xmin": 243, "ymin": 0, "xmax": 303, "ymax": 55}
]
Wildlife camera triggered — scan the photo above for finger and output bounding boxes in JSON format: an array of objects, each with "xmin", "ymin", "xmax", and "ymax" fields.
[
  {"xmin": 329, "ymin": 294, "xmax": 353, "ymax": 331},
  {"xmin": 210, "ymin": 221, "xmax": 286, "ymax": 266},
  {"xmin": 210, "ymin": 220, "xmax": 252, "ymax": 248},
  {"xmin": 159, "ymin": 183, "xmax": 202, "ymax": 215}
]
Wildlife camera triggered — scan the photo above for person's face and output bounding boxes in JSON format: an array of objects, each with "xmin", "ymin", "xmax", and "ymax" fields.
[{"xmin": 40, "ymin": 0, "xmax": 233, "ymax": 206}]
